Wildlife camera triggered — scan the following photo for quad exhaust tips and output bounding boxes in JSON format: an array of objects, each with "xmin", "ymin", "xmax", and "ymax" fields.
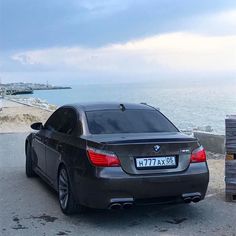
[
  {"xmin": 109, "ymin": 198, "xmax": 134, "ymax": 210},
  {"xmin": 108, "ymin": 193, "xmax": 202, "ymax": 209},
  {"xmin": 182, "ymin": 192, "xmax": 202, "ymax": 203}
]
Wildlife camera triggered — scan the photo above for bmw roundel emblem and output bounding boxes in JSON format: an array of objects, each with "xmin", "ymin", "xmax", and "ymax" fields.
[{"xmin": 153, "ymin": 145, "xmax": 160, "ymax": 152}]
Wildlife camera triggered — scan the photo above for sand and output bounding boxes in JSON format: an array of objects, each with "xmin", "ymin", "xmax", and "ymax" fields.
[{"xmin": 0, "ymin": 99, "xmax": 52, "ymax": 133}]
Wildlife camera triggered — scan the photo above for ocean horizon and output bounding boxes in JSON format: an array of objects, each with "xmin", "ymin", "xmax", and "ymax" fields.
[{"xmin": 19, "ymin": 81, "xmax": 236, "ymax": 135}]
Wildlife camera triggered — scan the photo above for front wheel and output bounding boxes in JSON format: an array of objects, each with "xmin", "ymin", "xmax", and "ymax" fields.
[
  {"xmin": 58, "ymin": 166, "xmax": 86, "ymax": 215},
  {"xmin": 25, "ymin": 144, "xmax": 37, "ymax": 178}
]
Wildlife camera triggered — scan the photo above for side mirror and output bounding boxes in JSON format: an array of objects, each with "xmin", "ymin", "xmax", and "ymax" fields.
[{"xmin": 31, "ymin": 122, "xmax": 43, "ymax": 130}]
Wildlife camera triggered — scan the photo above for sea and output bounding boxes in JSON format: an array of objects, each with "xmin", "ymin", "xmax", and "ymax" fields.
[{"xmin": 20, "ymin": 81, "xmax": 236, "ymax": 135}]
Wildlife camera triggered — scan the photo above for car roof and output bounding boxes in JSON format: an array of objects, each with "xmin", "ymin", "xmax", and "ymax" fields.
[{"xmin": 63, "ymin": 102, "xmax": 157, "ymax": 112}]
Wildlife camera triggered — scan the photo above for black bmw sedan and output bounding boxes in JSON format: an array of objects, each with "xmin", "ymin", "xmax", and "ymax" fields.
[{"xmin": 25, "ymin": 102, "xmax": 209, "ymax": 214}]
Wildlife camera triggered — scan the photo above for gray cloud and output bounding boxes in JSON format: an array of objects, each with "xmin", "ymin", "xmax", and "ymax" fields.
[{"xmin": 1, "ymin": 0, "xmax": 236, "ymax": 51}]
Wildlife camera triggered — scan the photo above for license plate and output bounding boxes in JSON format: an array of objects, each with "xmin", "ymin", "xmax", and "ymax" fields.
[{"xmin": 135, "ymin": 156, "xmax": 176, "ymax": 169}]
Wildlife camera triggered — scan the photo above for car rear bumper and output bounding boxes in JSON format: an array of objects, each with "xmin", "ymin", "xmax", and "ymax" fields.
[{"xmin": 71, "ymin": 162, "xmax": 209, "ymax": 209}]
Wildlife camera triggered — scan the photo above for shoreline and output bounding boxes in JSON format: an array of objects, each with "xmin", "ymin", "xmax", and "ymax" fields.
[
  {"xmin": 0, "ymin": 95, "xmax": 227, "ymax": 137},
  {"xmin": 0, "ymin": 97, "xmax": 226, "ymax": 154},
  {"xmin": 2, "ymin": 82, "xmax": 234, "ymax": 135},
  {"xmin": 0, "ymin": 96, "xmax": 225, "ymax": 135},
  {"xmin": 5, "ymin": 96, "xmax": 57, "ymax": 112},
  {"xmin": 2, "ymin": 95, "xmax": 224, "ymax": 135}
]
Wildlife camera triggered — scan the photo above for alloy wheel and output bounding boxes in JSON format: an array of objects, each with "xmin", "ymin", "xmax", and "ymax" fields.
[{"xmin": 58, "ymin": 168, "xmax": 69, "ymax": 210}]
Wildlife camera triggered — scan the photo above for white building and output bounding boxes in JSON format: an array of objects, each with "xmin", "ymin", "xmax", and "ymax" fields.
[{"xmin": 0, "ymin": 87, "xmax": 4, "ymax": 112}]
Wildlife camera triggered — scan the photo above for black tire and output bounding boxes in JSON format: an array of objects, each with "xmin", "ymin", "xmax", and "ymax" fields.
[
  {"xmin": 25, "ymin": 143, "xmax": 37, "ymax": 178},
  {"xmin": 58, "ymin": 166, "xmax": 86, "ymax": 215}
]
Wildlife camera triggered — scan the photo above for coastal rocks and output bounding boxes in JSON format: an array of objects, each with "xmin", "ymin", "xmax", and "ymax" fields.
[
  {"xmin": 181, "ymin": 125, "xmax": 214, "ymax": 136},
  {"xmin": 7, "ymin": 96, "xmax": 57, "ymax": 112},
  {"xmin": 194, "ymin": 125, "xmax": 214, "ymax": 133}
]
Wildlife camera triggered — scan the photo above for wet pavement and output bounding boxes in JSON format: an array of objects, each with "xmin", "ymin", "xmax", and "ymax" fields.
[{"xmin": 0, "ymin": 133, "xmax": 236, "ymax": 236}]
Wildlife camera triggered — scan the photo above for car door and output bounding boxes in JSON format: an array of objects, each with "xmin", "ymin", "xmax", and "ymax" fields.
[
  {"xmin": 32, "ymin": 109, "xmax": 61, "ymax": 174},
  {"xmin": 39, "ymin": 109, "xmax": 63, "ymax": 177},
  {"xmin": 45, "ymin": 108, "xmax": 78, "ymax": 185},
  {"xmin": 33, "ymin": 129, "xmax": 46, "ymax": 173}
]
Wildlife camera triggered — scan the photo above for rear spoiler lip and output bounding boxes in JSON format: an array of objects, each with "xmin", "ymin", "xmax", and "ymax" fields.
[
  {"xmin": 101, "ymin": 138, "xmax": 198, "ymax": 145},
  {"xmin": 83, "ymin": 132, "xmax": 198, "ymax": 145}
]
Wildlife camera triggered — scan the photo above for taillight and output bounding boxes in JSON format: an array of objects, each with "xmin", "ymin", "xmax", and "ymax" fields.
[
  {"xmin": 87, "ymin": 148, "xmax": 120, "ymax": 167},
  {"xmin": 190, "ymin": 146, "xmax": 206, "ymax": 163}
]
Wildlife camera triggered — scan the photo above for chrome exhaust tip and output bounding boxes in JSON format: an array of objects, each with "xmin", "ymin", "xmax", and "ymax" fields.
[
  {"xmin": 109, "ymin": 203, "xmax": 122, "ymax": 210},
  {"xmin": 183, "ymin": 197, "xmax": 192, "ymax": 204},
  {"xmin": 192, "ymin": 196, "xmax": 201, "ymax": 203},
  {"xmin": 123, "ymin": 202, "xmax": 133, "ymax": 209}
]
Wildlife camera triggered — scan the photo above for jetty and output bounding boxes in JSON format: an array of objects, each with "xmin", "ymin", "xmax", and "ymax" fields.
[
  {"xmin": 0, "ymin": 82, "xmax": 71, "ymax": 96},
  {"xmin": 5, "ymin": 87, "xmax": 33, "ymax": 95}
]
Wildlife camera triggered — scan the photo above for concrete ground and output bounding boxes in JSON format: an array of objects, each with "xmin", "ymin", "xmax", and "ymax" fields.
[{"xmin": 0, "ymin": 133, "xmax": 235, "ymax": 236}]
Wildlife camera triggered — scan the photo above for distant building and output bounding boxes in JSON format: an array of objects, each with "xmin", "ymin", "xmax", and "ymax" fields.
[{"xmin": 0, "ymin": 87, "xmax": 4, "ymax": 112}]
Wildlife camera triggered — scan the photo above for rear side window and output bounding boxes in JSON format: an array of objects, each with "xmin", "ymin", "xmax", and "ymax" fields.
[
  {"xmin": 57, "ymin": 109, "xmax": 77, "ymax": 134},
  {"xmin": 86, "ymin": 109, "xmax": 178, "ymax": 134},
  {"xmin": 45, "ymin": 108, "xmax": 77, "ymax": 135},
  {"xmin": 44, "ymin": 109, "xmax": 63, "ymax": 132}
]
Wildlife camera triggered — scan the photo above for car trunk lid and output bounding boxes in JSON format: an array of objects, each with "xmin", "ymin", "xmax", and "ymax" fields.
[{"xmin": 86, "ymin": 132, "xmax": 199, "ymax": 175}]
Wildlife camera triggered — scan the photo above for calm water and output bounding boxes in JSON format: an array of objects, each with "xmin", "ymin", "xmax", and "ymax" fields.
[{"xmin": 21, "ymin": 82, "xmax": 236, "ymax": 134}]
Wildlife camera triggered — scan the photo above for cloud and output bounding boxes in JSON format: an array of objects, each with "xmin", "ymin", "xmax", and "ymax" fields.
[
  {"xmin": 2, "ymin": 0, "xmax": 236, "ymax": 50},
  {"xmin": 12, "ymin": 32, "xmax": 236, "ymax": 76}
]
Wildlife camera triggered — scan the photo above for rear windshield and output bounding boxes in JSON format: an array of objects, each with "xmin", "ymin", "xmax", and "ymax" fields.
[{"xmin": 86, "ymin": 109, "xmax": 178, "ymax": 134}]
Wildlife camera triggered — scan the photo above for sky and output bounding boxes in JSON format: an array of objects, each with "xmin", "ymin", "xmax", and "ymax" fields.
[{"xmin": 0, "ymin": 0, "xmax": 236, "ymax": 85}]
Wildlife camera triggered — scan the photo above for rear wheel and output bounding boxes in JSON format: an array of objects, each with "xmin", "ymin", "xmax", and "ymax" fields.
[
  {"xmin": 58, "ymin": 166, "xmax": 86, "ymax": 215},
  {"xmin": 25, "ymin": 144, "xmax": 37, "ymax": 177}
]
